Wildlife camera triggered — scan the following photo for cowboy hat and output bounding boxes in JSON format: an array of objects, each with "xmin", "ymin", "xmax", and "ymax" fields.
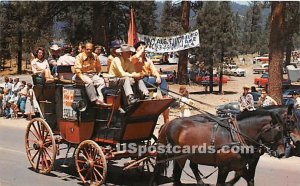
[
  {"xmin": 116, "ymin": 44, "xmax": 135, "ymax": 53},
  {"xmin": 110, "ymin": 39, "xmax": 123, "ymax": 48},
  {"xmin": 243, "ymin": 85, "xmax": 250, "ymax": 89},
  {"xmin": 50, "ymin": 44, "xmax": 61, "ymax": 51}
]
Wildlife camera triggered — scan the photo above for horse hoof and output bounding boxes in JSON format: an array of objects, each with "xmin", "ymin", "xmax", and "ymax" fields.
[{"xmin": 173, "ymin": 181, "xmax": 182, "ymax": 186}]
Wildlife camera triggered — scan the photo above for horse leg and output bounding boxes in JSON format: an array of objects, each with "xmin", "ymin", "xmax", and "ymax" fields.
[
  {"xmin": 172, "ymin": 158, "xmax": 187, "ymax": 185},
  {"xmin": 241, "ymin": 156, "xmax": 260, "ymax": 186},
  {"xmin": 225, "ymin": 168, "xmax": 246, "ymax": 185},
  {"xmin": 150, "ymin": 153, "xmax": 167, "ymax": 186},
  {"xmin": 216, "ymin": 167, "xmax": 230, "ymax": 186},
  {"xmin": 189, "ymin": 161, "xmax": 205, "ymax": 185}
]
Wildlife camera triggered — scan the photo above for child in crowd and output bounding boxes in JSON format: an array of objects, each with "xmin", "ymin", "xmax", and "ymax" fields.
[
  {"xmin": 25, "ymin": 83, "xmax": 34, "ymax": 120},
  {"xmin": 18, "ymin": 81, "xmax": 27, "ymax": 116},
  {"xmin": 179, "ymin": 86, "xmax": 194, "ymax": 118},
  {"xmin": 10, "ymin": 100, "xmax": 19, "ymax": 119}
]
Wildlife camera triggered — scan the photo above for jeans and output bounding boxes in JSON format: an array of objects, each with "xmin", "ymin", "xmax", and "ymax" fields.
[{"xmin": 143, "ymin": 76, "xmax": 168, "ymax": 95}]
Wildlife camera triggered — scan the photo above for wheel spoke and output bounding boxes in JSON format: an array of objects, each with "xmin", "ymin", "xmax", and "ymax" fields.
[
  {"xmin": 32, "ymin": 123, "xmax": 41, "ymax": 139},
  {"xmin": 37, "ymin": 121, "xmax": 42, "ymax": 138},
  {"xmin": 31, "ymin": 150, "xmax": 39, "ymax": 162},
  {"xmin": 94, "ymin": 167, "xmax": 104, "ymax": 180},
  {"xmin": 84, "ymin": 169, "xmax": 91, "ymax": 181},
  {"xmin": 94, "ymin": 164, "xmax": 104, "ymax": 169},
  {"xmin": 27, "ymin": 138, "xmax": 38, "ymax": 144},
  {"xmin": 83, "ymin": 148, "xmax": 90, "ymax": 160},
  {"xmin": 93, "ymin": 171, "xmax": 99, "ymax": 182},
  {"xmin": 43, "ymin": 131, "xmax": 50, "ymax": 143},
  {"xmin": 42, "ymin": 151, "xmax": 49, "ymax": 170},
  {"xmin": 44, "ymin": 148, "xmax": 52, "ymax": 160},
  {"xmin": 77, "ymin": 159, "xmax": 85, "ymax": 164},
  {"xmin": 29, "ymin": 130, "xmax": 39, "ymax": 140},
  {"xmin": 36, "ymin": 151, "xmax": 42, "ymax": 171}
]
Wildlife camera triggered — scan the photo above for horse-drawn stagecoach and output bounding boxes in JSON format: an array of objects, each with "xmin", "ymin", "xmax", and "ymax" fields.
[{"xmin": 24, "ymin": 67, "xmax": 174, "ymax": 185}]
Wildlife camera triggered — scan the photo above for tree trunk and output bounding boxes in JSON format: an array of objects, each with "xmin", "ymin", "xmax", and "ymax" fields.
[
  {"xmin": 285, "ymin": 34, "xmax": 293, "ymax": 66},
  {"xmin": 219, "ymin": 46, "xmax": 224, "ymax": 94},
  {"xmin": 268, "ymin": 2, "xmax": 285, "ymax": 105},
  {"xmin": 177, "ymin": 1, "xmax": 190, "ymax": 84},
  {"xmin": 209, "ymin": 50, "xmax": 214, "ymax": 93},
  {"xmin": 92, "ymin": 3, "xmax": 109, "ymax": 50},
  {"xmin": 17, "ymin": 15, "xmax": 22, "ymax": 75}
]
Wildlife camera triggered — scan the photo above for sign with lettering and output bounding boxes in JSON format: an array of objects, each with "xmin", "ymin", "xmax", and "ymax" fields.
[
  {"xmin": 62, "ymin": 88, "xmax": 76, "ymax": 120},
  {"xmin": 137, "ymin": 30, "xmax": 200, "ymax": 53}
]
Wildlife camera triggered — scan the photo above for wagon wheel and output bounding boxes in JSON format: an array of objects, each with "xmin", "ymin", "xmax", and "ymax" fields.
[
  {"xmin": 137, "ymin": 135, "xmax": 158, "ymax": 173},
  {"xmin": 75, "ymin": 140, "xmax": 107, "ymax": 186},
  {"xmin": 25, "ymin": 118, "xmax": 56, "ymax": 174}
]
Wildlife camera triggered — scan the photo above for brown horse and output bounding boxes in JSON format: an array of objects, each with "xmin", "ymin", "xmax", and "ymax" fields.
[{"xmin": 151, "ymin": 109, "xmax": 287, "ymax": 186}]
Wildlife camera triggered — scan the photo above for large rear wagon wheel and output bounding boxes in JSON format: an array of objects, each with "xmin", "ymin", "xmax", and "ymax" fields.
[
  {"xmin": 25, "ymin": 118, "xmax": 56, "ymax": 174},
  {"xmin": 75, "ymin": 140, "xmax": 107, "ymax": 186}
]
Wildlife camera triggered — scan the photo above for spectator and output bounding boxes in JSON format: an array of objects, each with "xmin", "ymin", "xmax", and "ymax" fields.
[
  {"xmin": 238, "ymin": 85, "xmax": 254, "ymax": 111},
  {"xmin": 173, "ymin": 70, "xmax": 177, "ymax": 84},
  {"xmin": 3, "ymin": 88, "xmax": 11, "ymax": 119},
  {"xmin": 3, "ymin": 76, "xmax": 12, "ymax": 96},
  {"xmin": 18, "ymin": 81, "xmax": 27, "ymax": 116},
  {"xmin": 179, "ymin": 86, "xmax": 194, "ymax": 117},
  {"xmin": 25, "ymin": 83, "xmax": 34, "ymax": 120},
  {"xmin": 251, "ymin": 86, "xmax": 258, "ymax": 92},
  {"xmin": 257, "ymin": 89, "xmax": 278, "ymax": 108},
  {"xmin": 12, "ymin": 77, "xmax": 22, "ymax": 100}
]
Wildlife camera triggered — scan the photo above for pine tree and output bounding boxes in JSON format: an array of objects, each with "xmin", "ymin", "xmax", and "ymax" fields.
[{"xmin": 268, "ymin": 2, "xmax": 285, "ymax": 104}]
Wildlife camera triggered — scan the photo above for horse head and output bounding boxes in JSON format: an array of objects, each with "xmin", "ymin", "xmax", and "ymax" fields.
[
  {"xmin": 236, "ymin": 109, "xmax": 286, "ymax": 158},
  {"xmin": 260, "ymin": 105, "xmax": 299, "ymax": 158}
]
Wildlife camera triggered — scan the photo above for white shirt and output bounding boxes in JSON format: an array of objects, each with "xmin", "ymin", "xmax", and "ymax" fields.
[
  {"xmin": 31, "ymin": 58, "xmax": 50, "ymax": 75},
  {"xmin": 57, "ymin": 54, "xmax": 76, "ymax": 66},
  {"xmin": 179, "ymin": 97, "xmax": 194, "ymax": 117}
]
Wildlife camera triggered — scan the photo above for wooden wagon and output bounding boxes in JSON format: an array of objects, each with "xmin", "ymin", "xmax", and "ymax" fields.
[{"xmin": 24, "ymin": 70, "xmax": 174, "ymax": 185}]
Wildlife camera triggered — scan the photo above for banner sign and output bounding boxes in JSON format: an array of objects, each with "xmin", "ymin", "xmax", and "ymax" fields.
[{"xmin": 137, "ymin": 30, "xmax": 200, "ymax": 53}]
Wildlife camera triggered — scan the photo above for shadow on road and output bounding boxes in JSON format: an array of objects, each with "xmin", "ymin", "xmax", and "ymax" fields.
[
  {"xmin": 27, "ymin": 157, "xmax": 175, "ymax": 185},
  {"xmin": 190, "ymin": 91, "xmax": 237, "ymax": 95}
]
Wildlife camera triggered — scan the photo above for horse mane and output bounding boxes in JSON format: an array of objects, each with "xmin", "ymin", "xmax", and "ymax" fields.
[{"xmin": 236, "ymin": 109, "xmax": 275, "ymax": 121}]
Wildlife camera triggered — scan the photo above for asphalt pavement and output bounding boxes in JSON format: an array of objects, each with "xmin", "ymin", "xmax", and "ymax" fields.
[{"xmin": 1, "ymin": 118, "xmax": 300, "ymax": 186}]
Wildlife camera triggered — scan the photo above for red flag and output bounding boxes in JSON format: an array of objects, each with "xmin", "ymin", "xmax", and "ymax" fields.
[{"xmin": 128, "ymin": 8, "xmax": 138, "ymax": 46}]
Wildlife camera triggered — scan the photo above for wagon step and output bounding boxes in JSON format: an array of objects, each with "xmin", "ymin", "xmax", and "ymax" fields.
[{"xmin": 39, "ymin": 100, "xmax": 53, "ymax": 104}]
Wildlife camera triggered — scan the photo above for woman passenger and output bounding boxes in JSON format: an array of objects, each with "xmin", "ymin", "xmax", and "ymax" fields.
[{"xmin": 31, "ymin": 47, "xmax": 54, "ymax": 83}]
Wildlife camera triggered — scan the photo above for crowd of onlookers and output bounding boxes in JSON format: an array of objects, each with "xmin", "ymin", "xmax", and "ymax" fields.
[{"xmin": 0, "ymin": 76, "xmax": 34, "ymax": 120}]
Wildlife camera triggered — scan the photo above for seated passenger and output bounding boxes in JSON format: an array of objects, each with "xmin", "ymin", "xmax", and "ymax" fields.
[
  {"xmin": 74, "ymin": 43, "xmax": 109, "ymax": 106},
  {"xmin": 109, "ymin": 44, "xmax": 149, "ymax": 105},
  {"xmin": 31, "ymin": 47, "xmax": 55, "ymax": 84},
  {"xmin": 53, "ymin": 45, "xmax": 76, "ymax": 77},
  {"xmin": 132, "ymin": 41, "xmax": 170, "ymax": 124}
]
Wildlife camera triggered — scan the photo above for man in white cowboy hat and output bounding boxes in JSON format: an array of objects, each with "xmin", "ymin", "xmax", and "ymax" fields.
[
  {"xmin": 74, "ymin": 42, "xmax": 109, "ymax": 106},
  {"xmin": 238, "ymin": 85, "xmax": 254, "ymax": 111},
  {"xmin": 48, "ymin": 44, "xmax": 61, "ymax": 75},
  {"xmin": 109, "ymin": 44, "xmax": 149, "ymax": 105}
]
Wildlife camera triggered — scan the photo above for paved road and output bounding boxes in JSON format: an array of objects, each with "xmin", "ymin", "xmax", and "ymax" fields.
[{"xmin": 1, "ymin": 118, "xmax": 300, "ymax": 186}]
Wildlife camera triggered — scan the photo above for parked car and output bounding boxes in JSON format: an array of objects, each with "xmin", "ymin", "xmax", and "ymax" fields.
[
  {"xmin": 150, "ymin": 54, "xmax": 163, "ymax": 64},
  {"xmin": 254, "ymin": 54, "xmax": 269, "ymax": 63},
  {"xmin": 254, "ymin": 73, "xmax": 290, "ymax": 88},
  {"xmin": 254, "ymin": 73, "xmax": 269, "ymax": 88},
  {"xmin": 160, "ymin": 71, "xmax": 174, "ymax": 82},
  {"xmin": 216, "ymin": 92, "xmax": 261, "ymax": 117},
  {"xmin": 253, "ymin": 63, "xmax": 269, "ymax": 74},
  {"xmin": 201, "ymin": 74, "xmax": 229, "ymax": 86},
  {"xmin": 283, "ymin": 89, "xmax": 300, "ymax": 98},
  {"xmin": 224, "ymin": 64, "xmax": 246, "ymax": 77}
]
